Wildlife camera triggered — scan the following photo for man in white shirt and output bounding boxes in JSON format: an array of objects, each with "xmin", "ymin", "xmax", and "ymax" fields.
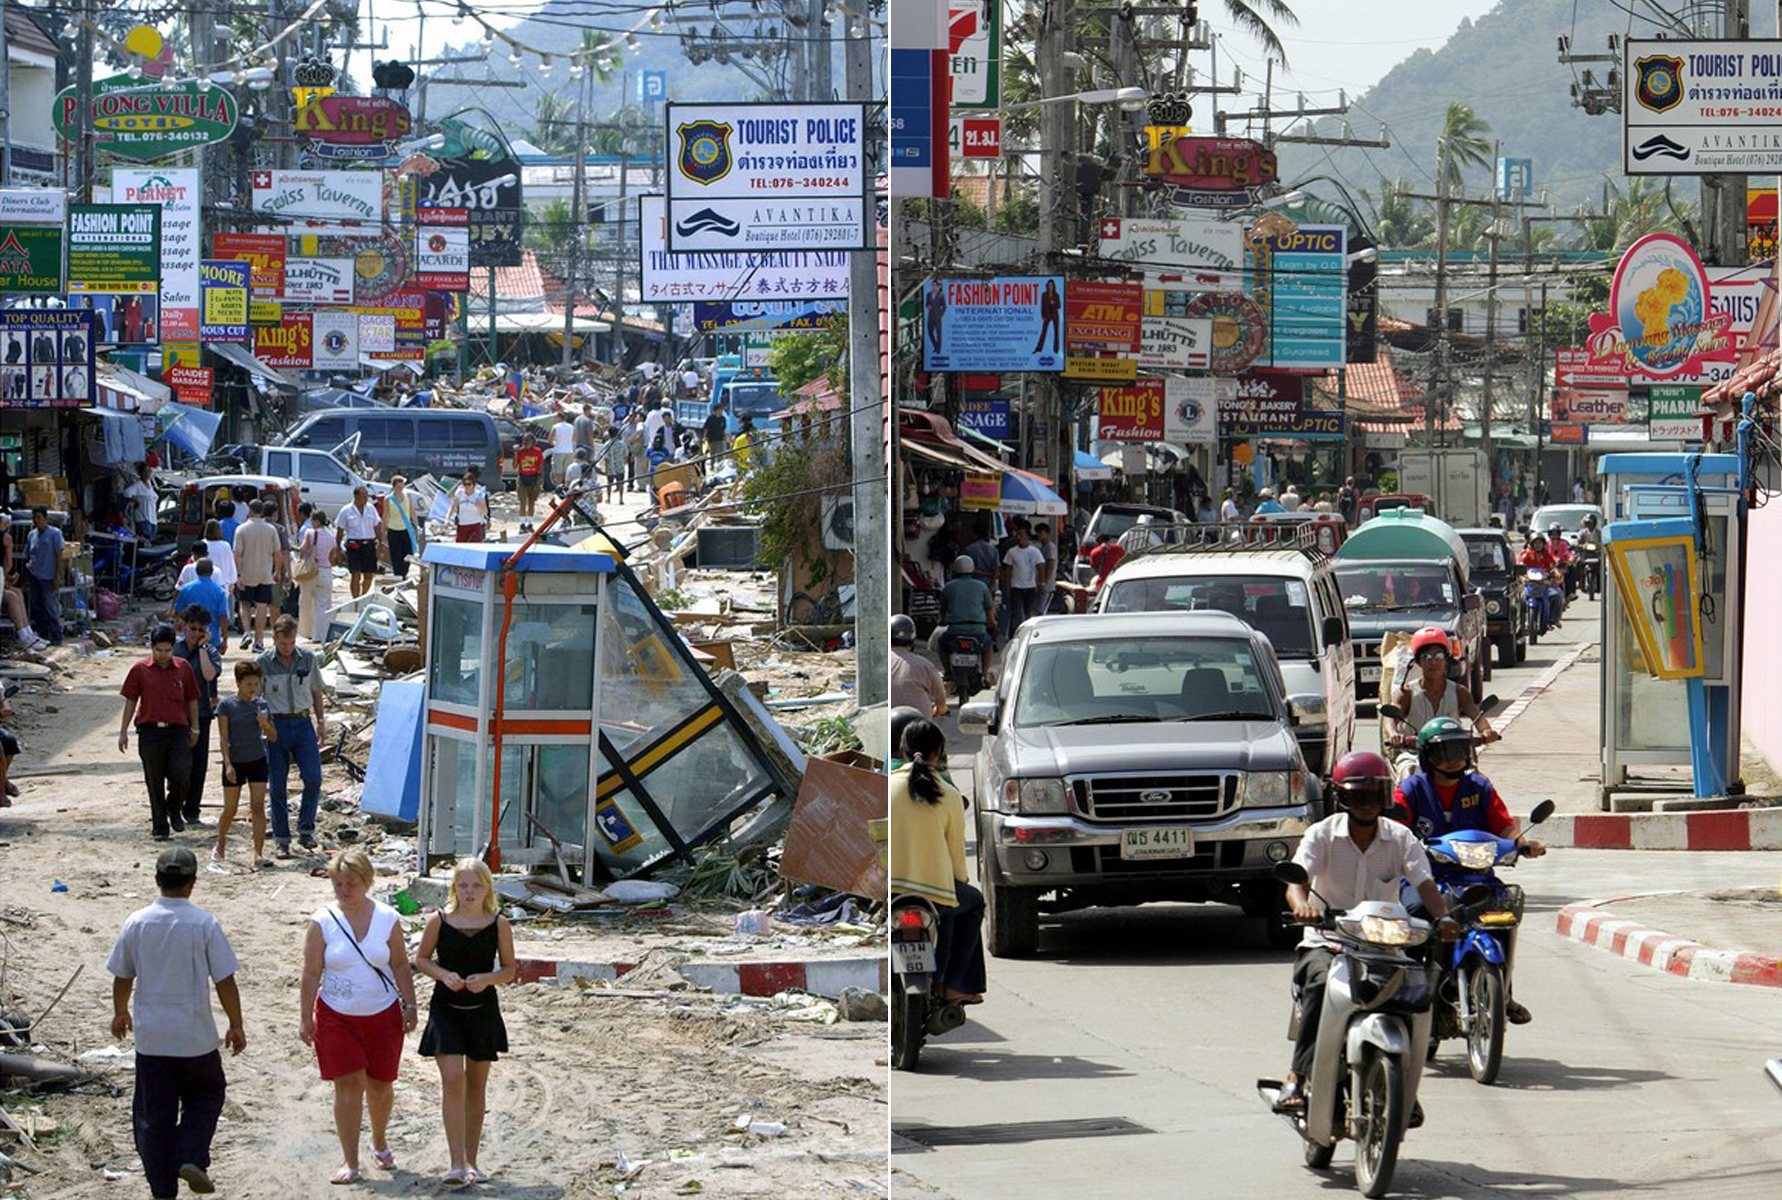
[
  {"xmin": 1000, "ymin": 525, "xmax": 1048, "ymax": 635},
  {"xmin": 334, "ymin": 487, "xmax": 384, "ymax": 600},
  {"xmin": 124, "ymin": 465, "xmax": 159, "ymax": 540},
  {"xmin": 549, "ymin": 414, "xmax": 577, "ymax": 487},
  {"xmin": 641, "ymin": 402, "xmax": 669, "ymax": 457},
  {"xmin": 681, "ymin": 366, "xmax": 701, "ymax": 397},
  {"xmin": 1274, "ymin": 751, "xmax": 1455, "ymax": 1116},
  {"xmin": 1220, "ymin": 488, "xmax": 1241, "ymax": 523},
  {"xmin": 1281, "ymin": 485, "xmax": 1303, "ymax": 512}
]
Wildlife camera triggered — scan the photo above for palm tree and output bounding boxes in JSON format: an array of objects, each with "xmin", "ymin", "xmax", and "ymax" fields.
[
  {"xmin": 1364, "ymin": 177, "xmax": 1434, "ymax": 248},
  {"xmin": 1574, "ymin": 179, "xmax": 1691, "ymax": 253},
  {"xmin": 1220, "ymin": 0, "xmax": 1301, "ymax": 63},
  {"xmin": 530, "ymin": 91, "xmax": 577, "ymax": 157},
  {"xmin": 1436, "ymin": 103, "xmax": 1492, "ymax": 196}
]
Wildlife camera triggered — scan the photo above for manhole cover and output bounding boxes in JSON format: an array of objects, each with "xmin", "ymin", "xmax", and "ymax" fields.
[{"xmin": 892, "ymin": 1116, "xmax": 1152, "ymax": 1150}]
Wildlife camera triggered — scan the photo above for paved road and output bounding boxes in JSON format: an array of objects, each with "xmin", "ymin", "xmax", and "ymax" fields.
[{"xmin": 897, "ymin": 604, "xmax": 1782, "ymax": 1199}]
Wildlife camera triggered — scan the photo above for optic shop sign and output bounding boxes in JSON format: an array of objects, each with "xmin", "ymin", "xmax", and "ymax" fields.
[
  {"xmin": 1624, "ymin": 40, "xmax": 1782, "ymax": 174},
  {"xmin": 665, "ymin": 102, "xmax": 870, "ymax": 251},
  {"xmin": 55, "ymin": 76, "xmax": 237, "ymax": 162}
]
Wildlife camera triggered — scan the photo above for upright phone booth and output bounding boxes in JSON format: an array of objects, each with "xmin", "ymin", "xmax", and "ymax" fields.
[
  {"xmin": 1596, "ymin": 453, "xmax": 1745, "ymax": 806},
  {"xmin": 415, "ymin": 541, "xmax": 796, "ymax": 878}
]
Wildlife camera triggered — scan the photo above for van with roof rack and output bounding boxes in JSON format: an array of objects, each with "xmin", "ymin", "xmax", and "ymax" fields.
[{"xmin": 1092, "ymin": 521, "xmax": 1356, "ymax": 774}]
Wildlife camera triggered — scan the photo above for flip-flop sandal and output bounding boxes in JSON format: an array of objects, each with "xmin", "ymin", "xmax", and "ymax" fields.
[
  {"xmin": 1507, "ymin": 1002, "xmax": 1532, "ymax": 1025},
  {"xmin": 442, "ymin": 1168, "xmax": 469, "ymax": 1186},
  {"xmin": 466, "ymin": 1168, "xmax": 489, "ymax": 1184},
  {"xmin": 330, "ymin": 1167, "xmax": 362, "ymax": 1185},
  {"xmin": 1272, "ymin": 1083, "xmax": 1307, "ymax": 1114},
  {"xmin": 372, "ymin": 1148, "xmax": 397, "ymax": 1170}
]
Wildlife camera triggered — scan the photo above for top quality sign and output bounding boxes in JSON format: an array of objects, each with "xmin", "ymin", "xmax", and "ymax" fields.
[
  {"xmin": 665, "ymin": 102, "xmax": 870, "ymax": 252},
  {"xmin": 1624, "ymin": 40, "xmax": 1782, "ymax": 174}
]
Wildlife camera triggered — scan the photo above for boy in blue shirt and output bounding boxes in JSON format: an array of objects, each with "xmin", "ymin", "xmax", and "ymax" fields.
[{"xmin": 175, "ymin": 560, "xmax": 229, "ymax": 649}]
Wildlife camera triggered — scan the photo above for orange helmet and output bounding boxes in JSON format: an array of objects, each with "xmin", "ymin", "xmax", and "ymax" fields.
[{"xmin": 1410, "ymin": 626, "xmax": 1451, "ymax": 660}]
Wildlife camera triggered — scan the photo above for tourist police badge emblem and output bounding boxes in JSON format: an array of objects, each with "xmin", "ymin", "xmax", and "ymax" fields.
[
  {"xmin": 1635, "ymin": 54, "xmax": 1685, "ymax": 113},
  {"xmin": 676, "ymin": 120, "xmax": 733, "ymax": 185}
]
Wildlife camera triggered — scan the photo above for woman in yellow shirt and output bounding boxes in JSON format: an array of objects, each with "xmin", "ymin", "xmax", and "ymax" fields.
[{"xmin": 888, "ymin": 719, "xmax": 985, "ymax": 1004}]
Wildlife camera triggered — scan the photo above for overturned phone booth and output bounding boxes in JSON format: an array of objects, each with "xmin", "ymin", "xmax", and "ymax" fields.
[{"xmin": 415, "ymin": 541, "xmax": 797, "ymax": 878}]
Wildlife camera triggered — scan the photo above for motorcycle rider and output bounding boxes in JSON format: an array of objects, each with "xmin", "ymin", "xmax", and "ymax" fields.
[
  {"xmin": 1517, "ymin": 531, "xmax": 1564, "ymax": 631},
  {"xmin": 890, "ymin": 614, "xmax": 947, "ymax": 718},
  {"xmin": 1386, "ymin": 627, "xmax": 1499, "ymax": 765},
  {"xmin": 1575, "ymin": 514, "xmax": 1603, "ymax": 599},
  {"xmin": 888, "ymin": 718, "xmax": 985, "ymax": 1005},
  {"xmin": 1390, "ymin": 717, "xmax": 1546, "ymax": 1025},
  {"xmin": 938, "ymin": 555, "xmax": 994, "ymax": 692},
  {"xmin": 1545, "ymin": 523, "xmax": 1577, "ymax": 600},
  {"xmin": 1274, "ymin": 750, "xmax": 1457, "ymax": 1118}
]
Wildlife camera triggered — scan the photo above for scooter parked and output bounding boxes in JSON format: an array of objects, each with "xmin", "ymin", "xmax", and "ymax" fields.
[
  {"xmin": 1258, "ymin": 862, "xmax": 1493, "ymax": 1197},
  {"xmin": 1410, "ymin": 799, "xmax": 1555, "ymax": 1085},
  {"xmin": 890, "ymin": 894, "xmax": 966, "ymax": 1071}
]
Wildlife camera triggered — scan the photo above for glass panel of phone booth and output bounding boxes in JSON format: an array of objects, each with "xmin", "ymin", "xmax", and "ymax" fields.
[
  {"xmin": 430, "ymin": 596, "xmax": 484, "ymax": 707},
  {"xmin": 598, "ymin": 574, "xmax": 716, "ymax": 753},
  {"xmin": 501, "ymin": 601, "xmax": 598, "ymax": 710},
  {"xmin": 437, "ymin": 737, "xmax": 590, "ymax": 859}
]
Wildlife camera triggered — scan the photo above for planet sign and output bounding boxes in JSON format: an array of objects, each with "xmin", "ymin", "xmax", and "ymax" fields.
[
  {"xmin": 1586, "ymin": 233, "xmax": 1737, "ymax": 379},
  {"xmin": 55, "ymin": 75, "xmax": 237, "ymax": 162}
]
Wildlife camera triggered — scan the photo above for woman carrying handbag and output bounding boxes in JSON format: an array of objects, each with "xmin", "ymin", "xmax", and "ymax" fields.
[{"xmin": 295, "ymin": 509, "xmax": 337, "ymax": 644}]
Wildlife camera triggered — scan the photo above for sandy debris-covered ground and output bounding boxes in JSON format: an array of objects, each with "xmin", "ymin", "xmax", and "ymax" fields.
[{"xmin": 0, "ymin": 649, "xmax": 888, "ymax": 1199}]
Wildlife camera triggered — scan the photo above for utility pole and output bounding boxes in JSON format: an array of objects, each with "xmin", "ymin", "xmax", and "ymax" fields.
[
  {"xmin": 74, "ymin": 0, "xmax": 93, "ymax": 202},
  {"xmin": 562, "ymin": 64, "xmax": 587, "ymax": 367},
  {"xmin": 1707, "ymin": 0, "xmax": 1749, "ymax": 267},
  {"xmin": 845, "ymin": 15, "xmax": 885, "ymax": 705},
  {"xmin": 1, "ymin": 0, "xmax": 12, "ymax": 187},
  {"xmin": 1481, "ymin": 142, "xmax": 1503, "ymax": 465},
  {"xmin": 614, "ymin": 147, "xmax": 630, "ymax": 366},
  {"xmin": 1035, "ymin": 0, "xmax": 1071, "ymax": 489},
  {"xmin": 808, "ymin": 0, "xmax": 832, "ymax": 99}
]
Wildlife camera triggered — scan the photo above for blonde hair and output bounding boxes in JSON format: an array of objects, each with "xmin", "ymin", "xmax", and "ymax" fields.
[
  {"xmin": 325, "ymin": 848, "xmax": 375, "ymax": 889},
  {"xmin": 445, "ymin": 857, "xmax": 499, "ymax": 916}
]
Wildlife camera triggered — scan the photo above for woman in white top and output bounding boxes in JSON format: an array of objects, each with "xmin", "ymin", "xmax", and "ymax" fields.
[
  {"xmin": 299, "ymin": 849, "xmax": 417, "ymax": 1186},
  {"xmin": 296, "ymin": 508, "xmax": 337, "ymax": 644}
]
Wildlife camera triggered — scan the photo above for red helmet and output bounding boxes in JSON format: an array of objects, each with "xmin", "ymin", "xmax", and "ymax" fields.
[
  {"xmin": 1410, "ymin": 625, "xmax": 1452, "ymax": 660},
  {"xmin": 1329, "ymin": 750, "xmax": 1393, "ymax": 809}
]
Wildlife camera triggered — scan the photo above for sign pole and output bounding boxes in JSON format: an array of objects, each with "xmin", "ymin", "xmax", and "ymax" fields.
[{"xmin": 845, "ymin": 18, "xmax": 886, "ymax": 707}]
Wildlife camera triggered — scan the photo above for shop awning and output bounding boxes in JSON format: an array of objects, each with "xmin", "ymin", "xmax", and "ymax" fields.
[
  {"xmin": 156, "ymin": 401, "xmax": 222, "ymax": 458},
  {"xmin": 1000, "ymin": 471, "xmax": 1069, "ymax": 517},
  {"xmin": 901, "ymin": 437, "xmax": 979, "ymax": 471},
  {"xmin": 1075, "ymin": 448, "xmax": 1114, "ymax": 481},
  {"xmin": 210, "ymin": 342, "xmax": 297, "ymax": 389}
]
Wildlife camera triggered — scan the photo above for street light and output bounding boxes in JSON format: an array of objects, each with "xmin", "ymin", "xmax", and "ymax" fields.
[{"xmin": 1006, "ymin": 86, "xmax": 1147, "ymax": 112}]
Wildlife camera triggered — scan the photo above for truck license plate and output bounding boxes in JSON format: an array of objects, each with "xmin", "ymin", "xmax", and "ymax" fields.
[
  {"xmin": 1359, "ymin": 665, "xmax": 1382, "ymax": 683},
  {"xmin": 1120, "ymin": 827, "xmax": 1195, "ymax": 860},
  {"xmin": 892, "ymin": 939, "xmax": 936, "ymax": 975}
]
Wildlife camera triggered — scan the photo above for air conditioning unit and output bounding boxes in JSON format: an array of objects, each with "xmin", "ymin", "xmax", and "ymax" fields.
[{"xmin": 821, "ymin": 494, "xmax": 855, "ymax": 550}]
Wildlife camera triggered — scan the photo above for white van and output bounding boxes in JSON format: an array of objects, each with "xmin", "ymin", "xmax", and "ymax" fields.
[{"xmin": 1094, "ymin": 542, "xmax": 1356, "ymax": 774}]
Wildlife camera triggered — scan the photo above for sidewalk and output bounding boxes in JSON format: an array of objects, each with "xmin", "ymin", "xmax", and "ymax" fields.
[{"xmin": 1557, "ymin": 889, "xmax": 1782, "ymax": 988}]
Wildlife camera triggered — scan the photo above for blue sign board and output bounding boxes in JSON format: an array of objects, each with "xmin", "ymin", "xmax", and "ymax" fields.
[
  {"xmin": 637, "ymin": 71, "xmax": 667, "ymax": 103},
  {"xmin": 199, "ymin": 259, "xmax": 250, "ymax": 344},
  {"xmin": 956, "ymin": 396, "xmax": 1012, "ymax": 440},
  {"xmin": 1496, "ymin": 157, "xmax": 1533, "ymax": 200},
  {"xmin": 692, "ymin": 299, "xmax": 846, "ymax": 334},
  {"xmin": 922, "ymin": 276, "xmax": 1066, "ymax": 372},
  {"xmin": 1248, "ymin": 224, "xmax": 1346, "ymax": 371}
]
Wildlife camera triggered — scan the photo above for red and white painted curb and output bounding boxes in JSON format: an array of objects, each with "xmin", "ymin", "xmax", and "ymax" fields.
[
  {"xmin": 1544, "ymin": 807, "xmax": 1782, "ymax": 850},
  {"xmin": 1556, "ymin": 897, "xmax": 1782, "ymax": 987},
  {"xmin": 510, "ymin": 954, "xmax": 887, "ymax": 998}
]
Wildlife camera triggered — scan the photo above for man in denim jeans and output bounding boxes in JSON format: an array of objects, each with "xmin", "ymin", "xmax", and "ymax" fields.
[{"xmin": 256, "ymin": 615, "xmax": 326, "ymax": 857}]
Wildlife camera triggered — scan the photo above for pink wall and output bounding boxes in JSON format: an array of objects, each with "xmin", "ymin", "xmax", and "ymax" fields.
[{"xmin": 1742, "ymin": 500, "xmax": 1782, "ymax": 774}]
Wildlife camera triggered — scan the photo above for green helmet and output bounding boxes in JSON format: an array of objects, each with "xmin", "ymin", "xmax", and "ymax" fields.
[{"xmin": 1417, "ymin": 717, "xmax": 1472, "ymax": 773}]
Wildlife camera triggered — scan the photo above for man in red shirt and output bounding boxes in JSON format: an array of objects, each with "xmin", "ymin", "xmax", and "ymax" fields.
[
  {"xmin": 513, "ymin": 431, "xmax": 547, "ymax": 528},
  {"xmin": 1085, "ymin": 532, "xmax": 1125, "ymax": 586},
  {"xmin": 118, "ymin": 625, "xmax": 201, "ymax": 841},
  {"xmin": 1517, "ymin": 536, "xmax": 1562, "ymax": 629}
]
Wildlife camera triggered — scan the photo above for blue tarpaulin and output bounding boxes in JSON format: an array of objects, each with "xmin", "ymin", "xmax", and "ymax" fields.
[
  {"xmin": 362, "ymin": 680, "xmax": 425, "ymax": 823},
  {"xmin": 157, "ymin": 402, "xmax": 222, "ymax": 458}
]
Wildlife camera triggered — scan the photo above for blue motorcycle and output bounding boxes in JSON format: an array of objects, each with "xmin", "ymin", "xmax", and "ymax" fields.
[
  {"xmin": 1521, "ymin": 568, "xmax": 1551, "ymax": 642},
  {"xmin": 1403, "ymin": 799, "xmax": 1554, "ymax": 1085}
]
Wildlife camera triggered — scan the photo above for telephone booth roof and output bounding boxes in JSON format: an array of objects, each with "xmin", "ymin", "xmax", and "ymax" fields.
[{"xmin": 421, "ymin": 542, "xmax": 618, "ymax": 574}]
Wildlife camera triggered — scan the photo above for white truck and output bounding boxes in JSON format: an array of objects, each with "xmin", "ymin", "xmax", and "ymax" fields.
[{"xmin": 1397, "ymin": 448, "xmax": 1489, "ymax": 528}]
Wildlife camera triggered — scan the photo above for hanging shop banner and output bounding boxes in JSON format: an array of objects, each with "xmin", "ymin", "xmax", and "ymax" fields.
[
  {"xmin": 1347, "ymin": 236, "xmax": 1379, "ymax": 364},
  {"xmin": 0, "ymin": 226, "xmax": 62, "ymax": 293},
  {"xmin": 889, "ymin": 0, "xmax": 950, "ymax": 201},
  {"xmin": 949, "ymin": 0, "xmax": 1001, "ymax": 109},
  {"xmin": 283, "ymin": 256, "xmax": 356, "ymax": 305},
  {"xmin": 1553, "ymin": 348, "xmax": 1628, "ymax": 422},
  {"xmin": 199, "ymin": 259, "xmax": 250, "ymax": 343},
  {"xmin": 113, "ymin": 168, "xmax": 200, "ymax": 341},
  {"xmin": 416, "ymin": 161, "xmax": 523, "ymax": 268},
  {"xmin": 956, "ymin": 396, "xmax": 1012, "ymax": 440},
  {"xmin": 1162, "ymin": 376, "xmax": 1228, "ymax": 444},
  {"xmin": 664, "ymin": 102, "xmax": 870, "ymax": 251},
  {"xmin": 66, "ymin": 204, "xmax": 161, "ymax": 294},
  {"xmin": 55, "ymin": 75, "xmax": 237, "ymax": 162},
  {"xmin": 1136, "ymin": 315, "xmax": 1213, "ymax": 371},
  {"xmin": 0, "ymin": 189, "xmax": 66, "ymax": 225},
  {"xmin": 1648, "ymin": 384, "xmax": 1705, "ymax": 441},
  {"xmin": 1584, "ymin": 233, "xmax": 1737, "ymax": 379},
  {"xmin": 948, "ymin": 116, "xmax": 1002, "ymax": 159},
  {"xmin": 413, "ymin": 207, "xmax": 471, "ymax": 291},
  {"xmin": 251, "ymin": 170, "xmax": 383, "ymax": 232},
  {"xmin": 0, "ymin": 312, "xmax": 96, "ymax": 408},
  {"xmin": 1247, "ymin": 223, "xmax": 1347, "ymax": 370},
  {"xmin": 1097, "ymin": 215, "xmax": 1244, "ymax": 280},
  {"xmin": 1181, "ymin": 291, "xmax": 1268, "ymax": 374},
  {"xmin": 83, "ymin": 294, "xmax": 159, "ymax": 345},
  {"xmin": 922, "ymin": 276, "xmax": 1066, "ymax": 372},
  {"xmin": 960, "ymin": 473, "xmax": 1001, "ymax": 511},
  {"xmin": 255, "ymin": 313, "xmax": 312, "ymax": 369},
  {"xmin": 164, "ymin": 365, "xmax": 213, "ymax": 408},
  {"xmin": 1095, "ymin": 378, "xmax": 1167, "ymax": 441},
  {"xmin": 1143, "ymin": 135, "xmax": 1277, "ymax": 194},
  {"xmin": 1065, "ymin": 281, "xmax": 1143, "ymax": 353},
  {"xmin": 211, "ymin": 232, "xmax": 286, "ymax": 299},
  {"xmin": 691, "ymin": 299, "xmax": 846, "ymax": 333},
  {"xmin": 311, "ymin": 310, "xmax": 359, "ymax": 371},
  {"xmin": 1623, "ymin": 39, "xmax": 1782, "ymax": 174},
  {"xmin": 294, "ymin": 94, "xmax": 412, "ymax": 162},
  {"xmin": 640, "ymin": 196, "xmax": 849, "ymax": 302},
  {"xmin": 1220, "ymin": 371, "xmax": 1305, "ymax": 434}
]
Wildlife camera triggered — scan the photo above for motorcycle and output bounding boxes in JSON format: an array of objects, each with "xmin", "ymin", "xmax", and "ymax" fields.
[
  {"xmin": 1407, "ymin": 799, "xmax": 1555, "ymax": 1085},
  {"xmin": 1575, "ymin": 542, "xmax": 1602, "ymax": 600},
  {"xmin": 1378, "ymin": 697, "xmax": 1496, "ymax": 787},
  {"xmin": 1521, "ymin": 568, "xmax": 1552, "ymax": 641},
  {"xmin": 939, "ymin": 627, "xmax": 989, "ymax": 701},
  {"xmin": 890, "ymin": 895, "xmax": 966, "ymax": 1071},
  {"xmin": 1258, "ymin": 862, "xmax": 1494, "ymax": 1197}
]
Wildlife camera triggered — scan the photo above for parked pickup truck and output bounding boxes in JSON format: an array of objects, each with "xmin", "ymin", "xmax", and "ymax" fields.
[
  {"xmin": 215, "ymin": 442, "xmax": 388, "ymax": 513},
  {"xmin": 960, "ymin": 610, "xmax": 1319, "ymax": 957}
]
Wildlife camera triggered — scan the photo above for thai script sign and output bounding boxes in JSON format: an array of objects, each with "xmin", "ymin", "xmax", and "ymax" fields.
[
  {"xmin": 1624, "ymin": 39, "xmax": 1782, "ymax": 174},
  {"xmin": 641, "ymin": 195, "xmax": 849, "ymax": 301},
  {"xmin": 0, "ymin": 312, "xmax": 96, "ymax": 408},
  {"xmin": 921, "ymin": 276, "xmax": 1065, "ymax": 372},
  {"xmin": 55, "ymin": 76, "xmax": 237, "ymax": 162},
  {"xmin": 1648, "ymin": 384, "xmax": 1705, "ymax": 441},
  {"xmin": 66, "ymin": 204, "xmax": 161, "ymax": 294},
  {"xmin": 416, "ymin": 161, "xmax": 522, "ymax": 267}
]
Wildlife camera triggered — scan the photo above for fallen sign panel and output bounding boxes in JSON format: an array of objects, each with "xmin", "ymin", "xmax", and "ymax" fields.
[{"xmin": 778, "ymin": 751, "xmax": 888, "ymax": 900}]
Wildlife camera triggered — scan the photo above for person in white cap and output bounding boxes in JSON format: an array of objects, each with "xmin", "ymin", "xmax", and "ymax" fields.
[{"xmin": 1255, "ymin": 487, "xmax": 1286, "ymax": 515}]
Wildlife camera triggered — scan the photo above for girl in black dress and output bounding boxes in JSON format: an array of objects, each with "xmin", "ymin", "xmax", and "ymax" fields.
[{"xmin": 414, "ymin": 858, "xmax": 516, "ymax": 1186}]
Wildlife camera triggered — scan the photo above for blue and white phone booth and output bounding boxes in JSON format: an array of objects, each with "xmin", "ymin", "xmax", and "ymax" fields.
[{"xmin": 415, "ymin": 541, "xmax": 797, "ymax": 878}]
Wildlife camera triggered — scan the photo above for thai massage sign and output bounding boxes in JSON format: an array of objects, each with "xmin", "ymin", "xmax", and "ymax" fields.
[
  {"xmin": 55, "ymin": 76, "xmax": 237, "ymax": 162},
  {"xmin": 1586, "ymin": 233, "xmax": 1738, "ymax": 378},
  {"xmin": 294, "ymin": 95, "xmax": 412, "ymax": 162}
]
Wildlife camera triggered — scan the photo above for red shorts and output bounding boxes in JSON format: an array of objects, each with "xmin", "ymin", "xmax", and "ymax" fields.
[
  {"xmin": 314, "ymin": 997, "xmax": 403, "ymax": 1082},
  {"xmin": 455, "ymin": 524, "xmax": 485, "ymax": 543}
]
